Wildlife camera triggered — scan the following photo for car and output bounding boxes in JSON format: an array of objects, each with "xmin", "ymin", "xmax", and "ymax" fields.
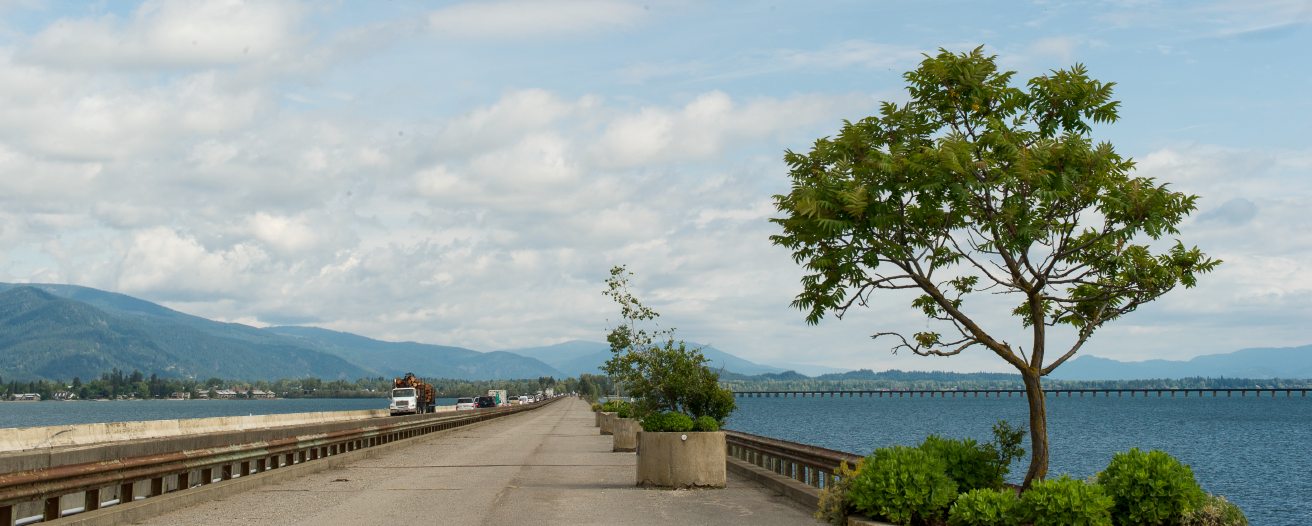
[
  {"xmin": 508, "ymin": 396, "xmax": 519, "ymax": 404},
  {"xmin": 475, "ymin": 395, "xmax": 496, "ymax": 408},
  {"xmin": 455, "ymin": 397, "xmax": 475, "ymax": 410}
]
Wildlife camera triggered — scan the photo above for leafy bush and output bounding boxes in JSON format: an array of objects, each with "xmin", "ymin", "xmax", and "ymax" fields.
[
  {"xmin": 815, "ymin": 460, "xmax": 860, "ymax": 525},
  {"xmin": 1014, "ymin": 475, "xmax": 1113, "ymax": 526},
  {"xmin": 640, "ymin": 411, "xmax": 694, "ymax": 432},
  {"xmin": 948, "ymin": 487, "xmax": 1018, "ymax": 526},
  {"xmin": 1181, "ymin": 494, "xmax": 1248, "ymax": 526},
  {"xmin": 980, "ymin": 421, "xmax": 1026, "ymax": 482},
  {"xmin": 590, "ymin": 402, "xmax": 601, "ymax": 412},
  {"xmin": 600, "ymin": 400, "xmax": 628, "ymax": 413},
  {"xmin": 602, "ymin": 266, "xmax": 736, "ymax": 424},
  {"xmin": 1097, "ymin": 448, "xmax": 1206, "ymax": 526},
  {"xmin": 691, "ymin": 415, "xmax": 719, "ymax": 431},
  {"xmin": 920, "ymin": 435, "xmax": 1004, "ymax": 492},
  {"xmin": 848, "ymin": 446, "xmax": 958, "ymax": 526}
]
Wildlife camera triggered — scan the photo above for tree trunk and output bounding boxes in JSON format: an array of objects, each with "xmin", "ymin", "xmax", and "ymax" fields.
[{"xmin": 1020, "ymin": 369, "xmax": 1048, "ymax": 490}]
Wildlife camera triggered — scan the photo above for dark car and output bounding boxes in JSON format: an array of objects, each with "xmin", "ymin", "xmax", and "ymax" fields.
[{"xmin": 475, "ymin": 395, "xmax": 496, "ymax": 408}]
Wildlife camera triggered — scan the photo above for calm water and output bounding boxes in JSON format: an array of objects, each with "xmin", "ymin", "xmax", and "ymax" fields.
[
  {"xmin": 0, "ymin": 398, "xmax": 462, "ymax": 429},
  {"xmin": 725, "ymin": 394, "xmax": 1311, "ymax": 526}
]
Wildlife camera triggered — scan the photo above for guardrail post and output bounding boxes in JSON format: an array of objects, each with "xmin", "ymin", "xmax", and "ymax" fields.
[
  {"xmin": 151, "ymin": 476, "xmax": 164, "ymax": 496},
  {"xmin": 257, "ymin": 458, "xmax": 267, "ymax": 472},
  {"xmin": 201, "ymin": 468, "xmax": 213, "ymax": 485},
  {"xmin": 2, "ymin": 505, "xmax": 12, "ymax": 526},
  {"xmin": 84, "ymin": 488, "xmax": 101, "ymax": 511},
  {"xmin": 120, "ymin": 481, "xmax": 135, "ymax": 503},
  {"xmin": 178, "ymin": 472, "xmax": 190, "ymax": 491},
  {"xmin": 240, "ymin": 461, "xmax": 251, "ymax": 477},
  {"xmin": 221, "ymin": 464, "xmax": 233, "ymax": 481},
  {"xmin": 44, "ymin": 496, "xmax": 60, "ymax": 521}
]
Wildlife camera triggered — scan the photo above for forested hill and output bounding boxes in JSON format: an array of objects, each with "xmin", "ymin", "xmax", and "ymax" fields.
[
  {"xmin": 0, "ymin": 286, "xmax": 371, "ymax": 382},
  {"xmin": 0, "ymin": 283, "xmax": 564, "ymax": 383}
]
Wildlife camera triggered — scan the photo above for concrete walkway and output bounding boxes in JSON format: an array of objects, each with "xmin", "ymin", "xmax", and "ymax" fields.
[{"xmin": 136, "ymin": 397, "xmax": 817, "ymax": 525}]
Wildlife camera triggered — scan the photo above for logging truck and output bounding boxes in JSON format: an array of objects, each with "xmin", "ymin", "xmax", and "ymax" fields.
[{"xmin": 390, "ymin": 373, "xmax": 436, "ymax": 416}]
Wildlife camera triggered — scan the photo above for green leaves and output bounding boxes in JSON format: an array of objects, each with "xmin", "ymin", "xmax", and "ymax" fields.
[
  {"xmin": 601, "ymin": 265, "xmax": 736, "ymax": 424},
  {"xmin": 850, "ymin": 446, "xmax": 959, "ymax": 526},
  {"xmin": 949, "ymin": 488, "xmax": 1018, "ymax": 526},
  {"xmin": 771, "ymin": 45, "xmax": 1218, "ymax": 367},
  {"xmin": 1097, "ymin": 448, "xmax": 1206, "ymax": 526},
  {"xmin": 1015, "ymin": 475, "xmax": 1114, "ymax": 526}
]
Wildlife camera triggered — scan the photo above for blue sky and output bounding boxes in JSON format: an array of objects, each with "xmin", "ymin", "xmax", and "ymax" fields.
[{"xmin": 0, "ymin": 0, "xmax": 1308, "ymax": 374}]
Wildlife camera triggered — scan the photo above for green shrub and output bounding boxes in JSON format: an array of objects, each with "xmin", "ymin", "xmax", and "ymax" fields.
[
  {"xmin": 1181, "ymin": 494, "xmax": 1248, "ymax": 526},
  {"xmin": 920, "ymin": 435, "xmax": 1004, "ymax": 492},
  {"xmin": 640, "ymin": 411, "xmax": 694, "ymax": 432},
  {"xmin": 981, "ymin": 421, "xmax": 1026, "ymax": 482},
  {"xmin": 948, "ymin": 487, "xmax": 1018, "ymax": 526},
  {"xmin": 600, "ymin": 400, "xmax": 628, "ymax": 413},
  {"xmin": 815, "ymin": 460, "xmax": 860, "ymax": 525},
  {"xmin": 1097, "ymin": 448, "xmax": 1206, "ymax": 526},
  {"xmin": 590, "ymin": 402, "xmax": 601, "ymax": 412},
  {"xmin": 691, "ymin": 415, "xmax": 719, "ymax": 431},
  {"xmin": 1014, "ymin": 475, "xmax": 1113, "ymax": 526},
  {"xmin": 848, "ymin": 446, "xmax": 958, "ymax": 526}
]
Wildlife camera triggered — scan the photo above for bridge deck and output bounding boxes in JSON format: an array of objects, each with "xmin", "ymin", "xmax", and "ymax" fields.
[{"xmin": 133, "ymin": 397, "xmax": 814, "ymax": 526}]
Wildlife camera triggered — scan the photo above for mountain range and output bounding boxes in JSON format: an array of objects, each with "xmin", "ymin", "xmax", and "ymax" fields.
[
  {"xmin": 3, "ymin": 282, "xmax": 1308, "ymax": 383},
  {"xmin": 0, "ymin": 283, "xmax": 787, "ymax": 382},
  {"xmin": 503, "ymin": 340, "xmax": 792, "ymax": 378},
  {"xmin": 1047, "ymin": 346, "xmax": 1312, "ymax": 380}
]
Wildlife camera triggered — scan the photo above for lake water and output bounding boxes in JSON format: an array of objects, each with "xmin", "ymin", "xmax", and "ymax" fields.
[
  {"xmin": 725, "ymin": 394, "xmax": 1311, "ymax": 526},
  {"xmin": 0, "ymin": 398, "xmax": 460, "ymax": 429}
]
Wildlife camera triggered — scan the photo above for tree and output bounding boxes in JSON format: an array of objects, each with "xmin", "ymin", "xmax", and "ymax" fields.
[
  {"xmin": 771, "ymin": 47, "xmax": 1218, "ymax": 488},
  {"xmin": 602, "ymin": 265, "xmax": 736, "ymax": 422}
]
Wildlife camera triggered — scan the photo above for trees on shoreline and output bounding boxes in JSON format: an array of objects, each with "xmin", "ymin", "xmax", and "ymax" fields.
[{"xmin": 2, "ymin": 370, "xmax": 585, "ymax": 400}]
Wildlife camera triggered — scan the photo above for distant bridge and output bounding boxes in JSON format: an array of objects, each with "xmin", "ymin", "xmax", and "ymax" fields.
[{"xmin": 732, "ymin": 388, "xmax": 1310, "ymax": 398}]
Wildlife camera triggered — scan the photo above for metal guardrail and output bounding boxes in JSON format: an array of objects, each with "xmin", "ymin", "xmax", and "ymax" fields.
[
  {"xmin": 724, "ymin": 429, "xmax": 862, "ymax": 491},
  {"xmin": 734, "ymin": 388, "xmax": 1311, "ymax": 398},
  {"xmin": 0, "ymin": 397, "xmax": 561, "ymax": 525}
]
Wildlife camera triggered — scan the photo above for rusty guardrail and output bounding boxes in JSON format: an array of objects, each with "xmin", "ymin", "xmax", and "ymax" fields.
[
  {"xmin": 0, "ymin": 397, "xmax": 562, "ymax": 525},
  {"xmin": 724, "ymin": 429, "xmax": 862, "ymax": 490}
]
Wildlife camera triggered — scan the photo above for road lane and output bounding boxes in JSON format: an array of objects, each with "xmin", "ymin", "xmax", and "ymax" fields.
[{"xmin": 137, "ymin": 397, "xmax": 815, "ymax": 525}]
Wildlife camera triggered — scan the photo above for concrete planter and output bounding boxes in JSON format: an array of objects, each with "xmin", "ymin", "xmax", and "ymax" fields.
[
  {"xmin": 635, "ymin": 431, "xmax": 726, "ymax": 488},
  {"xmin": 595, "ymin": 409, "xmax": 601, "ymax": 427},
  {"xmin": 612, "ymin": 418, "xmax": 641, "ymax": 452},
  {"xmin": 599, "ymin": 412, "xmax": 618, "ymax": 435}
]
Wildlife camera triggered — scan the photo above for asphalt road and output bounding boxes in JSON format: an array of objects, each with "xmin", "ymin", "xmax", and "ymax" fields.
[{"xmin": 135, "ymin": 397, "xmax": 816, "ymax": 525}]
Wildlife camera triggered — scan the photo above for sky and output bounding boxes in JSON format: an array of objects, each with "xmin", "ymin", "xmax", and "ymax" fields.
[{"xmin": 0, "ymin": 0, "xmax": 1309, "ymax": 374}]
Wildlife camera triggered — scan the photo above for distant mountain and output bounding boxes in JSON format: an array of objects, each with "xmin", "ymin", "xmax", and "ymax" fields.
[
  {"xmin": 764, "ymin": 362, "xmax": 853, "ymax": 377},
  {"xmin": 1048, "ymin": 345, "xmax": 1312, "ymax": 380},
  {"xmin": 815, "ymin": 369, "xmax": 1021, "ymax": 382},
  {"xmin": 0, "ymin": 286, "xmax": 371, "ymax": 381},
  {"xmin": 0, "ymin": 282, "xmax": 558, "ymax": 382},
  {"xmin": 265, "ymin": 326, "xmax": 563, "ymax": 380},
  {"xmin": 502, "ymin": 340, "xmax": 786, "ymax": 378}
]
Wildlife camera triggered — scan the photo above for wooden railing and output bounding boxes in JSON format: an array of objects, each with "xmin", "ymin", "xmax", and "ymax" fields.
[
  {"xmin": 724, "ymin": 429, "xmax": 862, "ymax": 490},
  {"xmin": 0, "ymin": 397, "xmax": 561, "ymax": 525}
]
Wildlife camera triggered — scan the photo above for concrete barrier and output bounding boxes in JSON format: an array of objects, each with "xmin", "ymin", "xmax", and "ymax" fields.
[
  {"xmin": 635, "ymin": 431, "xmax": 726, "ymax": 488},
  {"xmin": 612, "ymin": 418, "xmax": 640, "ymax": 452},
  {"xmin": 0, "ymin": 408, "xmax": 401, "ymax": 453},
  {"xmin": 595, "ymin": 409, "xmax": 601, "ymax": 427},
  {"xmin": 599, "ymin": 412, "xmax": 617, "ymax": 435}
]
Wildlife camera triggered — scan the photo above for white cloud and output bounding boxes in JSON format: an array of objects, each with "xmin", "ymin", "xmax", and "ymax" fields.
[
  {"xmin": 426, "ymin": 0, "xmax": 644, "ymax": 38},
  {"xmin": 21, "ymin": 0, "xmax": 311, "ymax": 70}
]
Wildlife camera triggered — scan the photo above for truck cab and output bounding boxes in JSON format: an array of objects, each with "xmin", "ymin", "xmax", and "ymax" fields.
[{"xmin": 390, "ymin": 387, "xmax": 419, "ymax": 416}]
